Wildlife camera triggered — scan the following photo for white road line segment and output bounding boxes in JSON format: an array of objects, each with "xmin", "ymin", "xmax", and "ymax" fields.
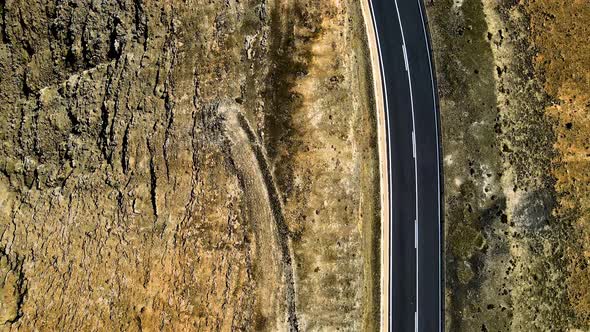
[
  {"xmin": 412, "ymin": 131, "xmax": 416, "ymax": 159},
  {"xmin": 402, "ymin": 44, "xmax": 409, "ymax": 72},
  {"xmin": 391, "ymin": 1, "xmax": 420, "ymax": 331}
]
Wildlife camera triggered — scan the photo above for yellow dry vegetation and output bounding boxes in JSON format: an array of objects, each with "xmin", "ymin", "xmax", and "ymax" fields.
[{"xmin": 526, "ymin": 0, "xmax": 590, "ymax": 322}]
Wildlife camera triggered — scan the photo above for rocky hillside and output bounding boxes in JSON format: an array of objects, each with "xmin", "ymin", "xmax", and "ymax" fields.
[{"xmin": 0, "ymin": 0, "xmax": 380, "ymax": 330}]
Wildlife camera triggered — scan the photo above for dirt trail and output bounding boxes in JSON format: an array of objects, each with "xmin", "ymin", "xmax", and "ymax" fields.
[{"xmin": 221, "ymin": 103, "xmax": 299, "ymax": 331}]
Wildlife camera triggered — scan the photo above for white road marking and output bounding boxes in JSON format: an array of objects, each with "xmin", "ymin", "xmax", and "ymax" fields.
[
  {"xmin": 415, "ymin": 220, "xmax": 418, "ymax": 249},
  {"xmin": 390, "ymin": 1, "xmax": 420, "ymax": 331},
  {"xmin": 412, "ymin": 131, "xmax": 417, "ymax": 159},
  {"xmin": 403, "ymin": 44, "xmax": 409, "ymax": 72}
]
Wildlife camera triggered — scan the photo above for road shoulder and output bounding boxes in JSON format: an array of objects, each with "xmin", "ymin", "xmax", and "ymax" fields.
[{"xmin": 359, "ymin": 0, "xmax": 390, "ymax": 330}]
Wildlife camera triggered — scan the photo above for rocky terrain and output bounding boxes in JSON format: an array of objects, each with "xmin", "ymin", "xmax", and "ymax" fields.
[
  {"xmin": 426, "ymin": 0, "xmax": 590, "ymax": 330},
  {"xmin": 0, "ymin": 0, "xmax": 380, "ymax": 330}
]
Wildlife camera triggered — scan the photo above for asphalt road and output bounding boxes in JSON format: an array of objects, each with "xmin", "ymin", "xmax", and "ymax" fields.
[{"xmin": 368, "ymin": 0, "xmax": 443, "ymax": 331}]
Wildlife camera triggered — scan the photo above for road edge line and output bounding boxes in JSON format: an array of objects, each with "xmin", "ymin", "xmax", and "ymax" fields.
[{"xmin": 360, "ymin": 1, "xmax": 390, "ymax": 331}]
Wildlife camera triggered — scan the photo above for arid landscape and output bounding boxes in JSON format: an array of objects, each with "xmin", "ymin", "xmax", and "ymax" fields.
[
  {"xmin": 427, "ymin": 0, "xmax": 590, "ymax": 330},
  {"xmin": 0, "ymin": 0, "xmax": 380, "ymax": 330},
  {"xmin": 1, "ymin": 0, "xmax": 589, "ymax": 331}
]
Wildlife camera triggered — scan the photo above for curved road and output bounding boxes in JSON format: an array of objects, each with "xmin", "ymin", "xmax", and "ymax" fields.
[{"xmin": 368, "ymin": 0, "xmax": 443, "ymax": 331}]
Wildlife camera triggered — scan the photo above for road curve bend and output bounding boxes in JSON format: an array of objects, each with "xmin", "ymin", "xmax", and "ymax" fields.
[{"xmin": 368, "ymin": 0, "xmax": 443, "ymax": 331}]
